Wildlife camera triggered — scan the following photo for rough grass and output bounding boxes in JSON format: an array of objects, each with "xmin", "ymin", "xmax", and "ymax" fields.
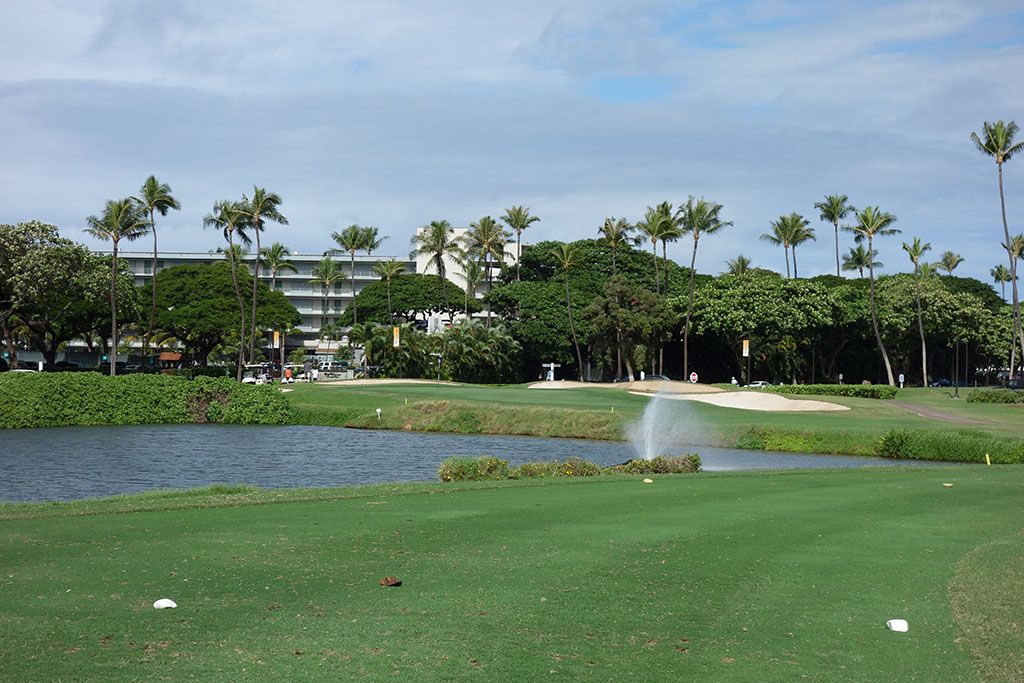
[{"xmin": 2, "ymin": 468, "xmax": 1022, "ymax": 680}]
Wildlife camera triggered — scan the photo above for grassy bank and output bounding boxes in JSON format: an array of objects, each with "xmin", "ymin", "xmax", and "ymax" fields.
[{"xmin": 2, "ymin": 468, "xmax": 1021, "ymax": 680}]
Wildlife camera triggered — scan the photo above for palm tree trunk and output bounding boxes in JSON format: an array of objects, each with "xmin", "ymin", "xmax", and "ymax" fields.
[
  {"xmin": 792, "ymin": 244, "xmax": 799, "ymax": 278},
  {"xmin": 146, "ymin": 207, "xmax": 157, "ymax": 366},
  {"xmin": 997, "ymin": 162, "xmax": 1024, "ymax": 376},
  {"xmin": 833, "ymin": 220, "xmax": 841, "ymax": 277},
  {"xmin": 868, "ymin": 236, "xmax": 895, "ymax": 385},
  {"xmin": 350, "ymin": 250, "xmax": 358, "ymax": 325},
  {"xmin": 485, "ymin": 258, "xmax": 493, "ymax": 328},
  {"xmin": 914, "ymin": 271, "xmax": 928, "ymax": 386},
  {"xmin": 110, "ymin": 240, "xmax": 119, "ymax": 377},
  {"xmin": 683, "ymin": 236, "xmax": 699, "ymax": 378},
  {"xmin": 564, "ymin": 275, "xmax": 584, "ymax": 381},
  {"xmin": 250, "ymin": 227, "xmax": 261, "ymax": 364},
  {"xmin": 516, "ymin": 230, "xmax": 522, "ymax": 281},
  {"xmin": 227, "ymin": 233, "xmax": 247, "ymax": 382},
  {"xmin": 784, "ymin": 245, "xmax": 791, "ymax": 278},
  {"xmin": 651, "ymin": 240, "xmax": 660, "ymax": 294}
]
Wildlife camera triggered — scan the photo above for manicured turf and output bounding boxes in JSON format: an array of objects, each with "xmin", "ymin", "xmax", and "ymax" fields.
[{"xmin": 2, "ymin": 468, "xmax": 1021, "ymax": 680}]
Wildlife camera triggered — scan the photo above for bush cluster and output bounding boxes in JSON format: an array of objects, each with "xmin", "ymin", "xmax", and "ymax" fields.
[
  {"xmin": 874, "ymin": 428, "xmax": 1024, "ymax": 463},
  {"xmin": 966, "ymin": 389, "xmax": 1024, "ymax": 404},
  {"xmin": 0, "ymin": 372, "xmax": 290, "ymax": 429},
  {"xmin": 438, "ymin": 454, "xmax": 702, "ymax": 482},
  {"xmin": 767, "ymin": 384, "xmax": 898, "ymax": 399}
]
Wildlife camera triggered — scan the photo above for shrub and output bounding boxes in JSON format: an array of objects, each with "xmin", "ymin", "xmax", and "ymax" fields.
[
  {"xmin": 0, "ymin": 373, "xmax": 289, "ymax": 429},
  {"xmin": 874, "ymin": 428, "xmax": 1024, "ymax": 463},
  {"xmin": 966, "ymin": 389, "xmax": 1024, "ymax": 404},
  {"xmin": 438, "ymin": 455, "xmax": 702, "ymax": 482},
  {"xmin": 438, "ymin": 456, "xmax": 512, "ymax": 482},
  {"xmin": 767, "ymin": 384, "xmax": 897, "ymax": 399},
  {"xmin": 611, "ymin": 455, "xmax": 702, "ymax": 474}
]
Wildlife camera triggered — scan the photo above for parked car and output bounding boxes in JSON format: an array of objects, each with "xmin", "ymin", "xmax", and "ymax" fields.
[
  {"xmin": 0, "ymin": 358, "xmax": 8, "ymax": 372},
  {"xmin": 53, "ymin": 360, "xmax": 82, "ymax": 371},
  {"xmin": 746, "ymin": 380, "xmax": 773, "ymax": 388},
  {"xmin": 929, "ymin": 379, "xmax": 951, "ymax": 387}
]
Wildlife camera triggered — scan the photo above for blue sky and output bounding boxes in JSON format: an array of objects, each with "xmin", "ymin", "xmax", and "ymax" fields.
[{"xmin": 2, "ymin": 0, "xmax": 1023, "ymax": 285}]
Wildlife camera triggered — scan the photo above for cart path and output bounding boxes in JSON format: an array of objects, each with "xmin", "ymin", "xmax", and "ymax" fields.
[{"xmin": 890, "ymin": 401, "xmax": 993, "ymax": 426}]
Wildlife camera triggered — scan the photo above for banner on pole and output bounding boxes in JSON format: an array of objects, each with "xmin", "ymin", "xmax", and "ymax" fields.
[
  {"xmin": 742, "ymin": 339, "xmax": 750, "ymax": 357},
  {"xmin": 393, "ymin": 326, "xmax": 400, "ymax": 348}
]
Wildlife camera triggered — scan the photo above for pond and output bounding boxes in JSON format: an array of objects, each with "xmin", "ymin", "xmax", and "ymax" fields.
[{"xmin": 0, "ymin": 425, "xmax": 961, "ymax": 502}]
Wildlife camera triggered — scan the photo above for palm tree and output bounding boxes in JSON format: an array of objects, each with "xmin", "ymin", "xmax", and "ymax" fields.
[
  {"xmin": 204, "ymin": 200, "xmax": 250, "ymax": 380},
  {"xmin": 1002, "ymin": 233, "xmax": 1024, "ymax": 377},
  {"xmin": 656, "ymin": 201, "xmax": 683, "ymax": 267},
  {"xmin": 362, "ymin": 226, "xmax": 387, "ymax": 256},
  {"xmin": 410, "ymin": 220, "xmax": 464, "ymax": 312},
  {"xmin": 935, "ymin": 250, "xmax": 964, "ymax": 275},
  {"xmin": 814, "ymin": 194, "xmax": 855, "ymax": 276},
  {"xmin": 725, "ymin": 255, "xmax": 752, "ymax": 275},
  {"xmin": 550, "ymin": 243, "xmax": 585, "ymax": 381},
  {"xmin": 135, "ymin": 175, "xmax": 180, "ymax": 364},
  {"xmin": 972, "ymin": 120, "xmax": 1024, "ymax": 372},
  {"xmin": 903, "ymin": 237, "xmax": 932, "ymax": 386},
  {"xmin": 84, "ymin": 198, "xmax": 150, "ymax": 376},
  {"xmin": 844, "ymin": 207, "xmax": 901, "ymax": 385},
  {"xmin": 786, "ymin": 214, "xmax": 815, "ymax": 278},
  {"xmin": 373, "ymin": 258, "xmax": 405, "ymax": 321},
  {"xmin": 463, "ymin": 216, "xmax": 510, "ymax": 326},
  {"xmin": 597, "ymin": 217, "xmax": 634, "ymax": 275},
  {"xmin": 841, "ymin": 244, "xmax": 882, "ymax": 278},
  {"xmin": 260, "ymin": 242, "xmax": 297, "ymax": 369},
  {"xmin": 501, "ymin": 205, "xmax": 540, "ymax": 281},
  {"xmin": 636, "ymin": 204, "xmax": 673, "ymax": 293},
  {"xmin": 992, "ymin": 264, "xmax": 1013, "ymax": 300},
  {"xmin": 462, "ymin": 259, "xmax": 484, "ymax": 316},
  {"xmin": 677, "ymin": 196, "xmax": 731, "ymax": 377},
  {"xmin": 331, "ymin": 225, "xmax": 365, "ymax": 325},
  {"xmin": 240, "ymin": 187, "xmax": 288, "ymax": 363},
  {"xmin": 761, "ymin": 216, "xmax": 795, "ymax": 277},
  {"xmin": 309, "ymin": 256, "xmax": 344, "ymax": 338}
]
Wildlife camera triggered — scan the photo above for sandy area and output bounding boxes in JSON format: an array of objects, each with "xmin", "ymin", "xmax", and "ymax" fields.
[
  {"xmin": 629, "ymin": 390, "xmax": 849, "ymax": 412},
  {"xmin": 528, "ymin": 380, "xmax": 723, "ymax": 394}
]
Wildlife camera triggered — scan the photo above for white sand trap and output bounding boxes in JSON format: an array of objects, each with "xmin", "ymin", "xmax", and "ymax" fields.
[{"xmin": 629, "ymin": 390, "xmax": 849, "ymax": 412}]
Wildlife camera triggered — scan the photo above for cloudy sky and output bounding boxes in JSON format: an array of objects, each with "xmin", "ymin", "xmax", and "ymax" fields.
[{"xmin": 2, "ymin": 0, "xmax": 1022, "ymax": 284}]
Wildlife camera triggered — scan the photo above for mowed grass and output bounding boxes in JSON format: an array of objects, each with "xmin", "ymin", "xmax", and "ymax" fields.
[{"xmin": 2, "ymin": 468, "xmax": 1022, "ymax": 680}]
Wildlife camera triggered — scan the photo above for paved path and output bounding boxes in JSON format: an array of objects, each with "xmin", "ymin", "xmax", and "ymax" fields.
[{"xmin": 890, "ymin": 401, "xmax": 993, "ymax": 426}]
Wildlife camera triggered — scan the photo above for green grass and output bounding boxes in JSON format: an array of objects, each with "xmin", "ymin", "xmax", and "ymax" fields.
[{"xmin": 2, "ymin": 468, "xmax": 1021, "ymax": 680}]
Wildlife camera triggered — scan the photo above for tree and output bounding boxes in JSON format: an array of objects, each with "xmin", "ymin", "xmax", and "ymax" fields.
[
  {"xmin": 597, "ymin": 217, "xmax": 634, "ymax": 276},
  {"xmin": 841, "ymin": 244, "xmax": 882, "ymax": 278},
  {"xmin": 135, "ymin": 175, "xmax": 180, "ymax": 363},
  {"xmin": 204, "ymin": 200, "xmax": 251, "ymax": 380},
  {"xmin": 501, "ymin": 205, "xmax": 540, "ymax": 281},
  {"xmin": 971, "ymin": 120, "xmax": 1024, "ymax": 375},
  {"xmin": 337, "ymin": 273, "xmax": 474, "ymax": 326},
  {"xmin": 260, "ymin": 242, "xmax": 297, "ymax": 289},
  {"xmin": 761, "ymin": 216, "xmax": 795, "ymax": 278},
  {"xmin": 844, "ymin": 207, "xmax": 901, "ymax": 385},
  {"xmin": 410, "ymin": 219, "xmax": 464, "ymax": 311},
  {"xmin": 787, "ymin": 214, "xmax": 815, "ymax": 278},
  {"xmin": 240, "ymin": 187, "xmax": 288, "ymax": 363},
  {"xmin": 331, "ymin": 224, "xmax": 365, "ymax": 324},
  {"xmin": 677, "ymin": 196, "xmax": 731, "ymax": 377},
  {"xmin": 463, "ymin": 216, "xmax": 510, "ymax": 326},
  {"xmin": 725, "ymin": 255, "xmax": 752, "ymax": 275},
  {"xmin": 585, "ymin": 276, "xmax": 677, "ymax": 381},
  {"xmin": 903, "ymin": 237, "xmax": 932, "ymax": 385},
  {"xmin": 85, "ymin": 198, "xmax": 150, "ymax": 375},
  {"xmin": 362, "ymin": 226, "xmax": 387, "ymax": 257},
  {"xmin": 309, "ymin": 256, "xmax": 344, "ymax": 335},
  {"xmin": 486, "ymin": 279, "xmax": 584, "ymax": 377},
  {"xmin": 372, "ymin": 257, "xmax": 405, "ymax": 321},
  {"xmin": 636, "ymin": 203, "xmax": 674, "ymax": 294},
  {"xmin": 442, "ymin": 319, "xmax": 521, "ymax": 383},
  {"xmin": 814, "ymin": 194, "xmax": 855, "ymax": 277},
  {"xmin": 550, "ymin": 243, "xmax": 585, "ymax": 381},
  {"xmin": 462, "ymin": 259, "xmax": 484, "ymax": 316},
  {"xmin": 991, "ymin": 264, "xmax": 1013, "ymax": 301},
  {"xmin": 0, "ymin": 221, "xmax": 64, "ymax": 367},
  {"xmin": 935, "ymin": 250, "xmax": 964, "ymax": 275}
]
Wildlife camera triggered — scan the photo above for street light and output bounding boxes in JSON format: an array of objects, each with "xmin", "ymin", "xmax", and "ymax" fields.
[{"xmin": 740, "ymin": 332, "xmax": 752, "ymax": 385}]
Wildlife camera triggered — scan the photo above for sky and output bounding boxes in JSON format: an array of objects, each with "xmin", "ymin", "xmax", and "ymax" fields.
[{"xmin": 2, "ymin": 0, "xmax": 1023, "ymax": 286}]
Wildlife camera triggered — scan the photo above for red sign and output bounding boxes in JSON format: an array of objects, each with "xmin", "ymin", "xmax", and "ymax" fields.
[{"xmin": 689, "ymin": 372, "xmax": 698, "ymax": 383}]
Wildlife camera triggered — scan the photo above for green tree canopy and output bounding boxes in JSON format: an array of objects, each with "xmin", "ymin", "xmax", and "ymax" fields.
[{"xmin": 336, "ymin": 273, "xmax": 474, "ymax": 326}]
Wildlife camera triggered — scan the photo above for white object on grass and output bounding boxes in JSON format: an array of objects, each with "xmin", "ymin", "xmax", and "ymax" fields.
[
  {"xmin": 376, "ymin": 408, "xmax": 382, "ymax": 420},
  {"xmin": 153, "ymin": 598, "xmax": 177, "ymax": 609},
  {"xmin": 643, "ymin": 478, "xmax": 654, "ymax": 484},
  {"xmin": 886, "ymin": 619, "xmax": 908, "ymax": 632}
]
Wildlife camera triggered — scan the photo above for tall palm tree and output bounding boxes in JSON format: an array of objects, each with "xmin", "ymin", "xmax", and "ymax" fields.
[
  {"xmin": 971, "ymin": 120, "xmax": 1024, "ymax": 372},
  {"xmin": 463, "ymin": 216, "xmax": 510, "ymax": 327},
  {"xmin": 844, "ymin": 207, "xmax": 901, "ymax": 385},
  {"xmin": 204, "ymin": 200, "xmax": 250, "ymax": 380},
  {"xmin": 677, "ymin": 196, "xmax": 731, "ymax": 377},
  {"xmin": 814, "ymin": 194, "xmax": 855, "ymax": 276},
  {"xmin": 761, "ymin": 216, "xmax": 795, "ymax": 277},
  {"xmin": 935, "ymin": 250, "xmax": 964, "ymax": 275},
  {"xmin": 373, "ymin": 258, "xmax": 405, "ymax": 321},
  {"xmin": 331, "ymin": 224, "xmax": 366, "ymax": 325},
  {"xmin": 550, "ymin": 243, "xmax": 585, "ymax": 381},
  {"xmin": 135, "ymin": 175, "xmax": 180, "ymax": 364},
  {"xmin": 462, "ymin": 259, "xmax": 484, "ymax": 316},
  {"xmin": 410, "ymin": 220, "xmax": 464, "ymax": 313},
  {"xmin": 362, "ymin": 226, "xmax": 387, "ymax": 257},
  {"xmin": 991, "ymin": 264, "xmax": 1013, "ymax": 300},
  {"xmin": 903, "ymin": 237, "xmax": 932, "ymax": 386},
  {"xmin": 260, "ymin": 242, "xmax": 297, "ymax": 369},
  {"xmin": 841, "ymin": 244, "xmax": 882, "ymax": 278},
  {"xmin": 309, "ymin": 256, "xmax": 344, "ymax": 338},
  {"xmin": 656, "ymin": 201, "xmax": 683, "ymax": 267},
  {"xmin": 786, "ymin": 214, "xmax": 815, "ymax": 278},
  {"xmin": 597, "ymin": 217, "xmax": 634, "ymax": 276},
  {"xmin": 1002, "ymin": 233, "xmax": 1024, "ymax": 376},
  {"xmin": 240, "ymin": 187, "xmax": 288, "ymax": 363},
  {"xmin": 725, "ymin": 255, "xmax": 752, "ymax": 275},
  {"xmin": 636, "ymin": 204, "xmax": 673, "ymax": 293},
  {"xmin": 501, "ymin": 205, "xmax": 540, "ymax": 281},
  {"xmin": 84, "ymin": 198, "xmax": 150, "ymax": 376}
]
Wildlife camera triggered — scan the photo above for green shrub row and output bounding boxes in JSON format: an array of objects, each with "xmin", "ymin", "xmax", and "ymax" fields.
[
  {"xmin": 767, "ymin": 384, "xmax": 898, "ymax": 399},
  {"xmin": 0, "ymin": 373, "xmax": 290, "ymax": 429},
  {"xmin": 874, "ymin": 428, "xmax": 1024, "ymax": 463},
  {"xmin": 966, "ymin": 389, "xmax": 1024, "ymax": 404},
  {"xmin": 437, "ymin": 454, "xmax": 702, "ymax": 482}
]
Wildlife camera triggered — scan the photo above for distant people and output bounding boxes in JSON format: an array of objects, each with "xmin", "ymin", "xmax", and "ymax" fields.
[
  {"xmin": 303, "ymin": 360, "xmax": 312, "ymax": 380},
  {"xmin": 312, "ymin": 366, "xmax": 319, "ymax": 382},
  {"xmin": 284, "ymin": 367, "xmax": 293, "ymax": 383},
  {"xmin": 731, "ymin": 376, "xmax": 738, "ymax": 385}
]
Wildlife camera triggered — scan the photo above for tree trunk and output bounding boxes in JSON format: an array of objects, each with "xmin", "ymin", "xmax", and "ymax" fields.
[
  {"xmin": 485, "ymin": 258, "xmax": 492, "ymax": 328},
  {"xmin": 997, "ymin": 162, "xmax": 1024, "ymax": 378},
  {"xmin": 784, "ymin": 245, "xmax": 791, "ymax": 278},
  {"xmin": 914, "ymin": 270, "xmax": 928, "ymax": 386},
  {"xmin": 564, "ymin": 275, "xmax": 584, "ymax": 381},
  {"xmin": 516, "ymin": 229, "xmax": 522, "ymax": 281},
  {"xmin": 351, "ymin": 250, "xmax": 358, "ymax": 325},
  {"xmin": 651, "ymin": 240, "xmax": 660, "ymax": 294},
  {"xmin": 683, "ymin": 235, "xmax": 699, "ymax": 379},
  {"xmin": 250, "ymin": 225, "xmax": 261, "ymax": 364},
  {"xmin": 834, "ymin": 220, "xmax": 841, "ymax": 277},
  {"xmin": 145, "ymin": 207, "xmax": 157, "ymax": 366},
  {"xmin": 228, "ymin": 232, "xmax": 246, "ymax": 382},
  {"xmin": 1, "ymin": 314, "xmax": 16, "ymax": 368},
  {"xmin": 867, "ymin": 235, "xmax": 895, "ymax": 385},
  {"xmin": 280, "ymin": 327, "xmax": 286, "ymax": 377},
  {"xmin": 623, "ymin": 353, "xmax": 635, "ymax": 382},
  {"xmin": 110, "ymin": 240, "xmax": 119, "ymax": 376},
  {"xmin": 792, "ymin": 244, "xmax": 799, "ymax": 278}
]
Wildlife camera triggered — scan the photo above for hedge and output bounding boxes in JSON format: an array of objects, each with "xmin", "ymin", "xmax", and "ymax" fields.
[
  {"xmin": 874, "ymin": 428, "xmax": 1024, "ymax": 463},
  {"xmin": 966, "ymin": 389, "xmax": 1024, "ymax": 404},
  {"xmin": 767, "ymin": 384, "xmax": 898, "ymax": 399},
  {"xmin": 0, "ymin": 373, "xmax": 290, "ymax": 429},
  {"xmin": 438, "ymin": 455, "xmax": 702, "ymax": 482}
]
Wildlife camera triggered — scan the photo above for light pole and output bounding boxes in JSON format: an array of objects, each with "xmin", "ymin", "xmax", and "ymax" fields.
[{"xmin": 740, "ymin": 332, "xmax": 752, "ymax": 385}]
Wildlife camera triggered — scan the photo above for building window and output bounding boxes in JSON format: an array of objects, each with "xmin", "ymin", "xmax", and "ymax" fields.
[{"xmin": 275, "ymin": 282, "xmax": 283, "ymax": 291}]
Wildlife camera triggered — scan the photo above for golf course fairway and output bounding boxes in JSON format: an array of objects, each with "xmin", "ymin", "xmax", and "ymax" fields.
[{"xmin": 2, "ymin": 467, "xmax": 1021, "ymax": 680}]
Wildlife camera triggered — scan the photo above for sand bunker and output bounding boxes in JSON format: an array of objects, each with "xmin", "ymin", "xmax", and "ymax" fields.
[{"xmin": 629, "ymin": 390, "xmax": 849, "ymax": 412}]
